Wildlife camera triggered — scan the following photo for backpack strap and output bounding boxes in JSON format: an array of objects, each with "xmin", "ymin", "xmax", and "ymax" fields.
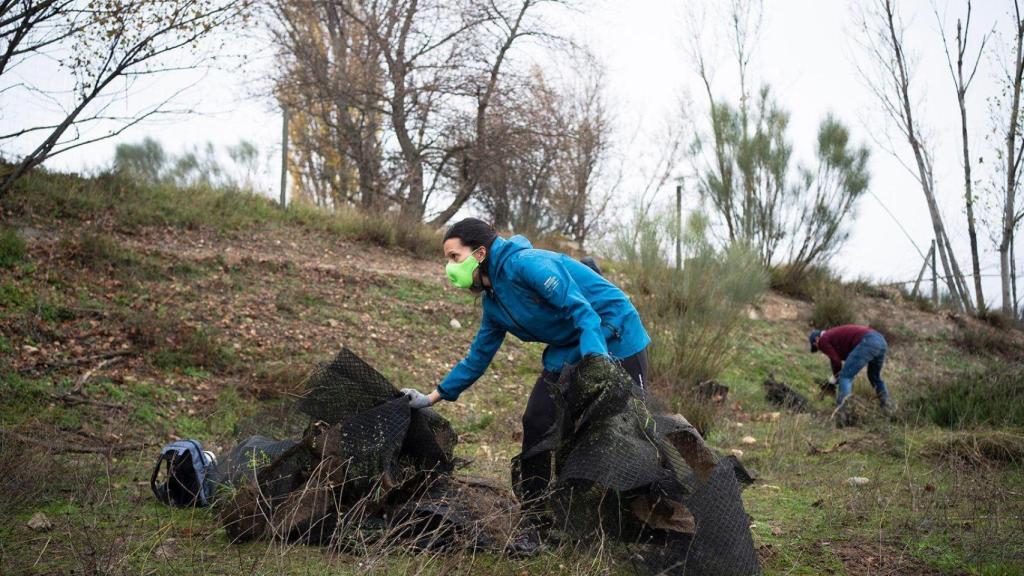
[
  {"xmin": 150, "ymin": 450, "xmax": 175, "ymax": 505},
  {"xmin": 185, "ymin": 439, "xmax": 214, "ymax": 507}
]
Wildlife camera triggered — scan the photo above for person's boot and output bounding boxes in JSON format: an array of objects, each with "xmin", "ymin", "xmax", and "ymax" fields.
[
  {"xmin": 878, "ymin": 394, "xmax": 894, "ymax": 419},
  {"xmin": 507, "ymin": 524, "xmax": 544, "ymax": 558},
  {"xmin": 509, "ymin": 452, "xmax": 552, "ymax": 557},
  {"xmin": 833, "ymin": 401, "xmax": 851, "ymax": 428}
]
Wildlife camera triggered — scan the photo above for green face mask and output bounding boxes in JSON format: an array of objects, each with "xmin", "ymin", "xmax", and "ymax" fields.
[{"xmin": 446, "ymin": 250, "xmax": 481, "ymax": 289}]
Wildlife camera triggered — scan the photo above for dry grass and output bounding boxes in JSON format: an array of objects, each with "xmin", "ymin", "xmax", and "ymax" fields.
[{"xmin": 922, "ymin": 430, "xmax": 1024, "ymax": 467}]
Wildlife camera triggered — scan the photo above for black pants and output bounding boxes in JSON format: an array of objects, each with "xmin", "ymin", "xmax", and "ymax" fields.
[{"xmin": 516, "ymin": 348, "xmax": 649, "ymax": 507}]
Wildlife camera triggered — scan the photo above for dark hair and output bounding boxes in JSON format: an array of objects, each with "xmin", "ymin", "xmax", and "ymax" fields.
[{"xmin": 443, "ymin": 218, "xmax": 497, "ymax": 251}]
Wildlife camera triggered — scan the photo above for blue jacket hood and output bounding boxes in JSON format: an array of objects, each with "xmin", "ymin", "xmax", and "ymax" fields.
[{"xmin": 486, "ymin": 235, "xmax": 532, "ymax": 279}]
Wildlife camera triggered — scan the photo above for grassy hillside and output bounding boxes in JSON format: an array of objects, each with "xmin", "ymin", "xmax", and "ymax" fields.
[{"xmin": 1, "ymin": 169, "xmax": 1022, "ymax": 575}]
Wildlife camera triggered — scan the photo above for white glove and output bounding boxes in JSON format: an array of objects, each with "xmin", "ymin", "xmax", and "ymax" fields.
[
  {"xmin": 401, "ymin": 388, "xmax": 433, "ymax": 409},
  {"xmin": 828, "ymin": 375, "xmax": 837, "ymax": 386}
]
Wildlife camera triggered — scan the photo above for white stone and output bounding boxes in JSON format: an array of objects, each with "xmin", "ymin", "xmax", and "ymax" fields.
[
  {"xmin": 846, "ymin": 476, "xmax": 870, "ymax": 486},
  {"xmin": 449, "ymin": 318, "xmax": 462, "ymax": 329},
  {"xmin": 27, "ymin": 512, "xmax": 51, "ymax": 531},
  {"xmin": 741, "ymin": 436, "xmax": 757, "ymax": 445}
]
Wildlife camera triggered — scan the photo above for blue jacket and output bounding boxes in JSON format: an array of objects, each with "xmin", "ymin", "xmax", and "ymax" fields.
[{"xmin": 437, "ymin": 235, "xmax": 650, "ymax": 401}]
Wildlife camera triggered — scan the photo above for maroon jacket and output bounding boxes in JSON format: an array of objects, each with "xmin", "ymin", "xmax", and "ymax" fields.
[{"xmin": 816, "ymin": 325, "xmax": 874, "ymax": 375}]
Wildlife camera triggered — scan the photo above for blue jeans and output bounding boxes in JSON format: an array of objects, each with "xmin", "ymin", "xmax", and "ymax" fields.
[{"xmin": 837, "ymin": 332, "xmax": 888, "ymax": 405}]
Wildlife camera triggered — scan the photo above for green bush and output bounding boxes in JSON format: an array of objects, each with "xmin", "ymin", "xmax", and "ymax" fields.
[
  {"xmin": 908, "ymin": 367, "xmax": 1024, "ymax": 429},
  {"xmin": 612, "ymin": 212, "xmax": 767, "ymax": 438},
  {"xmin": 0, "ymin": 227, "xmax": 26, "ymax": 269},
  {"xmin": 768, "ymin": 263, "xmax": 832, "ymax": 300},
  {"xmin": 810, "ymin": 283, "xmax": 856, "ymax": 328}
]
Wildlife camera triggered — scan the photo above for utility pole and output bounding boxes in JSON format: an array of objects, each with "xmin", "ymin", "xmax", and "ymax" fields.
[
  {"xmin": 911, "ymin": 244, "xmax": 934, "ymax": 299},
  {"xmin": 280, "ymin": 105, "xmax": 289, "ymax": 208},
  {"xmin": 675, "ymin": 180, "xmax": 683, "ymax": 271}
]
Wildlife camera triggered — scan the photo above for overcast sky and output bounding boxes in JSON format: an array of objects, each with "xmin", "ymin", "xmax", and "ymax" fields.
[{"xmin": 2, "ymin": 0, "xmax": 1019, "ymax": 304}]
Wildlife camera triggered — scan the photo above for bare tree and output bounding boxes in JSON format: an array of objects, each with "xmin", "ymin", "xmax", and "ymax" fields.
[
  {"xmin": 935, "ymin": 0, "xmax": 990, "ymax": 312},
  {"xmin": 0, "ymin": 0, "xmax": 253, "ymax": 196},
  {"xmin": 688, "ymin": 0, "xmax": 764, "ymax": 245},
  {"xmin": 472, "ymin": 59, "xmax": 612, "ymax": 249},
  {"xmin": 474, "ymin": 70, "xmax": 564, "ymax": 234},
  {"xmin": 996, "ymin": 1, "xmax": 1024, "ymax": 318},
  {"xmin": 272, "ymin": 0, "xmax": 385, "ymax": 211},
  {"xmin": 272, "ymin": 0, "xmax": 563, "ymax": 224},
  {"xmin": 550, "ymin": 59, "xmax": 613, "ymax": 248},
  {"xmin": 855, "ymin": 0, "xmax": 973, "ymax": 313}
]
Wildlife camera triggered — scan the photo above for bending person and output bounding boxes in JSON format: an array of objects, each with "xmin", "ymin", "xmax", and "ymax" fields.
[
  {"xmin": 809, "ymin": 324, "xmax": 890, "ymax": 422},
  {"xmin": 401, "ymin": 218, "xmax": 651, "ymax": 507}
]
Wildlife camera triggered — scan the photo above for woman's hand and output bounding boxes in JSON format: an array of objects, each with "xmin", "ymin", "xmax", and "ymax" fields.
[{"xmin": 401, "ymin": 388, "xmax": 440, "ymax": 409}]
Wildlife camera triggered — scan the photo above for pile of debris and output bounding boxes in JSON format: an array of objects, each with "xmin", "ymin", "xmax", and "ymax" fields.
[
  {"xmin": 211, "ymin": 349, "xmax": 761, "ymax": 574},
  {"xmin": 516, "ymin": 356, "xmax": 761, "ymax": 575},
  {"xmin": 216, "ymin": 348, "xmax": 517, "ymax": 552},
  {"xmin": 763, "ymin": 373, "xmax": 809, "ymax": 412}
]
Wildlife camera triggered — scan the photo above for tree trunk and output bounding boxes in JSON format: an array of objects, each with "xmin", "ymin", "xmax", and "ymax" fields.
[
  {"xmin": 1011, "ymin": 226, "xmax": 1019, "ymax": 319},
  {"xmin": 882, "ymin": 0, "xmax": 971, "ymax": 312},
  {"xmin": 954, "ymin": 20, "xmax": 985, "ymax": 311},
  {"xmin": 1001, "ymin": 3, "xmax": 1024, "ymax": 317},
  {"xmin": 428, "ymin": 1, "xmax": 531, "ymax": 228}
]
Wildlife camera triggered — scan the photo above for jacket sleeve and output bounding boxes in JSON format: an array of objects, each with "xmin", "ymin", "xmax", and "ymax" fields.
[
  {"xmin": 818, "ymin": 339, "xmax": 843, "ymax": 375},
  {"xmin": 437, "ymin": 312, "xmax": 506, "ymax": 401},
  {"xmin": 521, "ymin": 256, "xmax": 608, "ymax": 359}
]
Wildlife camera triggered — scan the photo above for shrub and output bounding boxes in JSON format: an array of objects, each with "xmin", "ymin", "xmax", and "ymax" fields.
[
  {"xmin": 612, "ymin": 212, "xmax": 767, "ymax": 438},
  {"xmin": 769, "ymin": 263, "xmax": 832, "ymax": 300},
  {"xmin": 810, "ymin": 283, "xmax": 856, "ymax": 328},
  {"xmin": 62, "ymin": 233, "xmax": 129, "ymax": 267},
  {"xmin": 897, "ymin": 285, "xmax": 936, "ymax": 313},
  {"xmin": 908, "ymin": 367, "xmax": 1024, "ymax": 429},
  {"xmin": 60, "ymin": 232, "xmax": 162, "ymax": 281},
  {"xmin": 952, "ymin": 323, "xmax": 1024, "ymax": 362},
  {"xmin": 0, "ymin": 227, "xmax": 26, "ymax": 269},
  {"xmin": 250, "ymin": 361, "xmax": 312, "ymax": 399},
  {"xmin": 393, "ymin": 217, "xmax": 441, "ymax": 258},
  {"xmin": 923, "ymin": 430, "xmax": 1024, "ymax": 466},
  {"xmin": 845, "ymin": 277, "xmax": 892, "ymax": 299},
  {"xmin": 977, "ymin": 307, "xmax": 1013, "ymax": 330},
  {"xmin": 663, "ymin": 387, "xmax": 722, "ymax": 440}
]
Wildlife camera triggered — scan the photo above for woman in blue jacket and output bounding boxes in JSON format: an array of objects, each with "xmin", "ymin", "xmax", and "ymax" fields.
[{"xmin": 401, "ymin": 218, "xmax": 651, "ymax": 504}]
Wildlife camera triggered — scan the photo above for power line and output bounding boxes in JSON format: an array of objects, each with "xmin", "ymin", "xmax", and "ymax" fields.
[
  {"xmin": 866, "ymin": 189, "xmax": 928, "ymax": 260},
  {"xmin": 865, "ymin": 189, "xmax": 1023, "ymax": 290},
  {"xmin": 877, "ymin": 272, "xmax": 1024, "ymax": 287}
]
